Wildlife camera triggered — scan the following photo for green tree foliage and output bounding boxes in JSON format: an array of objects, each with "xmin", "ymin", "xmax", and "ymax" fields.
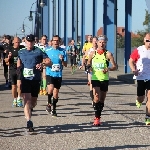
[
  {"xmin": 117, "ymin": 36, "xmax": 125, "ymax": 48},
  {"xmin": 143, "ymin": 9, "xmax": 149, "ymax": 26}
]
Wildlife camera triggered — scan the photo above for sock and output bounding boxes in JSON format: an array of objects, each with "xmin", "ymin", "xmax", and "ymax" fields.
[
  {"xmin": 48, "ymin": 94, "xmax": 53, "ymax": 105},
  {"xmin": 53, "ymin": 98, "xmax": 58, "ymax": 111},
  {"xmin": 13, "ymin": 98, "xmax": 17, "ymax": 102},
  {"xmin": 43, "ymin": 79, "xmax": 47, "ymax": 90},
  {"xmin": 90, "ymin": 90, "xmax": 93, "ymax": 100},
  {"xmin": 40, "ymin": 81, "xmax": 43, "ymax": 90}
]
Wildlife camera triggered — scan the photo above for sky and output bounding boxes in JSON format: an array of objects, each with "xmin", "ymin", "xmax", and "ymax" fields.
[{"xmin": 0, "ymin": 0, "xmax": 148, "ymax": 39}]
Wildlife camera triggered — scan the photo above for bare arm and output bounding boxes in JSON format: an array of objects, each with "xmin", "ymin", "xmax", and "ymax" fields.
[
  {"xmin": 87, "ymin": 51, "xmax": 94, "ymax": 66},
  {"xmin": 129, "ymin": 58, "xmax": 136, "ymax": 72},
  {"xmin": 106, "ymin": 52, "xmax": 117, "ymax": 71}
]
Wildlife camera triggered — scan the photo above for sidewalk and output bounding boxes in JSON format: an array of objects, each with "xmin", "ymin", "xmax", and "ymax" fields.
[{"xmin": 0, "ymin": 67, "xmax": 150, "ymax": 150}]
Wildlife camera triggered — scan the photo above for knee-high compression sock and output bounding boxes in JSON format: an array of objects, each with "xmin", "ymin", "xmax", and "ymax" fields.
[
  {"xmin": 40, "ymin": 81, "xmax": 43, "ymax": 90},
  {"xmin": 43, "ymin": 79, "xmax": 47, "ymax": 90},
  {"xmin": 48, "ymin": 94, "xmax": 53, "ymax": 105},
  {"xmin": 93, "ymin": 101, "xmax": 104, "ymax": 118},
  {"xmin": 90, "ymin": 90, "xmax": 93, "ymax": 100},
  {"xmin": 53, "ymin": 97, "xmax": 58, "ymax": 110}
]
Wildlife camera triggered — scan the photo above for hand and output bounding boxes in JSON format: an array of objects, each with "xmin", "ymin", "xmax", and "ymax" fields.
[
  {"xmin": 133, "ymin": 69, "xmax": 139, "ymax": 76},
  {"xmin": 103, "ymin": 68, "xmax": 109, "ymax": 74},
  {"xmin": 59, "ymin": 54, "xmax": 63, "ymax": 61},
  {"xmin": 73, "ymin": 52, "xmax": 76, "ymax": 55},
  {"xmin": 79, "ymin": 66, "xmax": 83, "ymax": 69},
  {"xmin": 36, "ymin": 64, "xmax": 42, "ymax": 70},
  {"xmin": 4, "ymin": 50, "xmax": 7, "ymax": 53},
  {"xmin": 8, "ymin": 52, "xmax": 12, "ymax": 58}
]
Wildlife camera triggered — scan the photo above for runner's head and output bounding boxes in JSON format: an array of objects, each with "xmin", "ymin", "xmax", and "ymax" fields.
[
  {"xmin": 25, "ymin": 34, "xmax": 35, "ymax": 50},
  {"xmin": 13, "ymin": 37, "xmax": 20, "ymax": 48},
  {"xmin": 144, "ymin": 33, "xmax": 150, "ymax": 49},
  {"xmin": 87, "ymin": 35, "xmax": 92, "ymax": 43},
  {"xmin": 52, "ymin": 35, "xmax": 61, "ymax": 48},
  {"xmin": 92, "ymin": 36, "xmax": 98, "ymax": 48},
  {"xmin": 41, "ymin": 35, "xmax": 47, "ymax": 45},
  {"xmin": 97, "ymin": 35, "xmax": 108, "ymax": 50}
]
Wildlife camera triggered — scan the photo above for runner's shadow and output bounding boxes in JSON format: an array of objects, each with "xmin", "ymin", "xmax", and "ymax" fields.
[
  {"xmin": 0, "ymin": 120, "xmax": 147, "ymax": 138},
  {"xmin": 79, "ymin": 144, "xmax": 150, "ymax": 150}
]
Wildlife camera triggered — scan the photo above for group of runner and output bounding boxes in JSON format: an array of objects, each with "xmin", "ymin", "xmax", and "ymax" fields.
[{"xmin": 1, "ymin": 32, "xmax": 150, "ymax": 132}]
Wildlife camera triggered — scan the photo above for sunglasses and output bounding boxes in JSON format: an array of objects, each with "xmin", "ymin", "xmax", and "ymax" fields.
[{"xmin": 146, "ymin": 40, "xmax": 150, "ymax": 42}]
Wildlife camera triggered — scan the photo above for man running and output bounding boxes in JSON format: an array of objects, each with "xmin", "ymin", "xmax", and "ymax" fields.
[
  {"xmin": 87, "ymin": 35, "xmax": 117, "ymax": 126},
  {"xmin": 17, "ymin": 34, "xmax": 51, "ymax": 131},
  {"xmin": 37, "ymin": 35, "xmax": 49, "ymax": 95},
  {"xmin": 129, "ymin": 33, "xmax": 150, "ymax": 125},
  {"xmin": 5, "ymin": 37, "xmax": 23, "ymax": 107},
  {"xmin": 45, "ymin": 35, "xmax": 67, "ymax": 117},
  {"xmin": 66, "ymin": 39, "xmax": 78, "ymax": 74},
  {"xmin": 80, "ymin": 36, "xmax": 98, "ymax": 100}
]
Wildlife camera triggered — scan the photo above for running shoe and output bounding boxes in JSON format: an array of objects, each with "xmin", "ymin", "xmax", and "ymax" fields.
[
  {"xmin": 51, "ymin": 110, "xmax": 57, "ymax": 117},
  {"xmin": 136, "ymin": 100, "xmax": 142, "ymax": 108},
  {"xmin": 17, "ymin": 99, "xmax": 23, "ymax": 107},
  {"xmin": 43, "ymin": 90, "xmax": 47, "ymax": 95},
  {"xmin": 46, "ymin": 105, "xmax": 51, "ymax": 113},
  {"xmin": 27, "ymin": 120, "xmax": 34, "ymax": 132},
  {"xmin": 39, "ymin": 90, "xmax": 43, "ymax": 95},
  {"xmin": 145, "ymin": 117, "xmax": 150, "ymax": 125},
  {"xmin": 93, "ymin": 117, "xmax": 101, "ymax": 126},
  {"xmin": 12, "ymin": 99, "xmax": 17, "ymax": 107}
]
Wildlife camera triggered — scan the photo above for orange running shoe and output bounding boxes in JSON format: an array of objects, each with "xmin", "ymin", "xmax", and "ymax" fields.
[
  {"xmin": 93, "ymin": 117, "xmax": 101, "ymax": 126},
  {"xmin": 43, "ymin": 90, "xmax": 48, "ymax": 95},
  {"xmin": 39, "ymin": 90, "xmax": 43, "ymax": 95}
]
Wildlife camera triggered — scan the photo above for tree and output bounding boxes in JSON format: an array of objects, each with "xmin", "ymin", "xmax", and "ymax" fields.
[{"xmin": 143, "ymin": 9, "xmax": 149, "ymax": 26}]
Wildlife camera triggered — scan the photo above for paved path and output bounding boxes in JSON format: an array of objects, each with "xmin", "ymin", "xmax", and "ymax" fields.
[{"xmin": 0, "ymin": 67, "xmax": 150, "ymax": 150}]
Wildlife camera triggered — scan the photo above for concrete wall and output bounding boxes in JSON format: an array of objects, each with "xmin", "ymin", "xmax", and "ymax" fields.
[{"xmin": 116, "ymin": 47, "xmax": 135, "ymax": 65}]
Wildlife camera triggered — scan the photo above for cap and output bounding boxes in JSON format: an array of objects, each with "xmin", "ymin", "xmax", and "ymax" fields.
[
  {"xmin": 26, "ymin": 34, "xmax": 35, "ymax": 42},
  {"xmin": 5, "ymin": 35, "xmax": 11, "ymax": 40}
]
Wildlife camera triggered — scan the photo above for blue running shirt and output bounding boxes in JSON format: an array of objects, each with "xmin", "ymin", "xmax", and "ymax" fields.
[
  {"xmin": 18, "ymin": 47, "xmax": 48, "ymax": 80},
  {"xmin": 45, "ymin": 47, "xmax": 67, "ymax": 77}
]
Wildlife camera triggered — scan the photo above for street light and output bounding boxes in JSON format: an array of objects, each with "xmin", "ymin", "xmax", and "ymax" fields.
[
  {"xmin": 40, "ymin": 0, "xmax": 45, "ymax": 8},
  {"xmin": 21, "ymin": 24, "xmax": 25, "ymax": 33}
]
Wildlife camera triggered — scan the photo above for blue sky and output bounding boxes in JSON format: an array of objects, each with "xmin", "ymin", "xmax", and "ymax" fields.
[{"xmin": 0, "ymin": 0, "xmax": 148, "ymax": 39}]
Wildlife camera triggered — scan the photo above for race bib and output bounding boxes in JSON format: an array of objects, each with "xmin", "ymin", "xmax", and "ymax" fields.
[
  {"xmin": 94, "ymin": 63, "xmax": 105, "ymax": 70},
  {"xmin": 14, "ymin": 57, "xmax": 18, "ymax": 64},
  {"xmin": 23, "ymin": 68, "xmax": 34, "ymax": 77},
  {"xmin": 51, "ymin": 64, "xmax": 60, "ymax": 72}
]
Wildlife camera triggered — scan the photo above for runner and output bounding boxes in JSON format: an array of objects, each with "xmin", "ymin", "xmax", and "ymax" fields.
[
  {"xmin": 87, "ymin": 35, "xmax": 117, "ymax": 126},
  {"xmin": 5, "ymin": 37, "xmax": 24, "ymax": 107},
  {"xmin": 80, "ymin": 36, "xmax": 98, "ymax": 100},
  {"xmin": 17, "ymin": 34, "xmax": 51, "ymax": 131},
  {"xmin": 129, "ymin": 33, "xmax": 150, "ymax": 125},
  {"xmin": 37, "ymin": 35, "xmax": 48, "ymax": 95},
  {"xmin": 66, "ymin": 39, "xmax": 78, "ymax": 74},
  {"xmin": 45, "ymin": 35, "xmax": 67, "ymax": 117}
]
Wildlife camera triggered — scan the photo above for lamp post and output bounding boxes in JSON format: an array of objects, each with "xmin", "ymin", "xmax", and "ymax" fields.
[
  {"xmin": 21, "ymin": 16, "xmax": 30, "ymax": 34},
  {"xmin": 28, "ymin": 0, "xmax": 45, "ymax": 35}
]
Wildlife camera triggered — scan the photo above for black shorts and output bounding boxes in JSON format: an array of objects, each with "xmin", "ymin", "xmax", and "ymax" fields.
[
  {"xmin": 70, "ymin": 57, "xmax": 76, "ymax": 66},
  {"xmin": 21, "ymin": 79, "xmax": 40, "ymax": 97},
  {"xmin": 91, "ymin": 80, "xmax": 109, "ymax": 92},
  {"xmin": 9, "ymin": 70, "xmax": 22, "ymax": 85},
  {"xmin": 137, "ymin": 80, "xmax": 150, "ymax": 96},
  {"xmin": 3, "ymin": 60, "xmax": 8, "ymax": 73},
  {"xmin": 46, "ymin": 75, "xmax": 62, "ymax": 89}
]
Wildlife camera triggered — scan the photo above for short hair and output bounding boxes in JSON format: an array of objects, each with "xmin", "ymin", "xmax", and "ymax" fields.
[
  {"xmin": 41, "ymin": 35, "xmax": 47, "ymax": 39},
  {"xmin": 97, "ymin": 35, "xmax": 108, "ymax": 41},
  {"xmin": 52, "ymin": 35, "xmax": 61, "ymax": 41}
]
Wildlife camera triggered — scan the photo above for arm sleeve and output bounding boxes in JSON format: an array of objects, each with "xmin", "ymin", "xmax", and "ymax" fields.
[
  {"xmin": 130, "ymin": 49, "xmax": 139, "ymax": 62},
  {"xmin": 63, "ymin": 50, "xmax": 67, "ymax": 61}
]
